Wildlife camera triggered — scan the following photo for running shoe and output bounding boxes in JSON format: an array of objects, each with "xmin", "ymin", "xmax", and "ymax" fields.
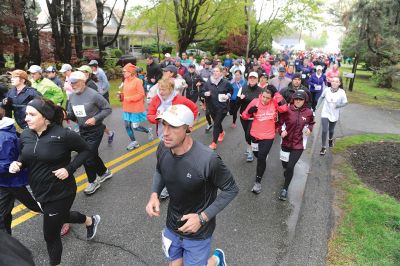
[
  {"xmin": 205, "ymin": 124, "xmax": 213, "ymax": 132},
  {"xmin": 126, "ymin": 141, "xmax": 140, "ymax": 150},
  {"xmin": 279, "ymin": 189, "xmax": 288, "ymax": 201},
  {"xmin": 320, "ymin": 147, "xmax": 327, "ymax": 156},
  {"xmin": 87, "ymin": 215, "xmax": 101, "ymax": 240},
  {"xmin": 329, "ymin": 138, "xmax": 335, "ymax": 148},
  {"xmin": 148, "ymin": 128, "xmax": 154, "ymax": 141},
  {"xmin": 209, "ymin": 142, "xmax": 217, "ymax": 150},
  {"xmin": 246, "ymin": 152, "xmax": 254, "ymax": 162},
  {"xmin": 84, "ymin": 182, "xmax": 100, "ymax": 195},
  {"xmin": 96, "ymin": 169, "xmax": 113, "ymax": 183},
  {"xmin": 213, "ymin": 248, "xmax": 227, "ymax": 266},
  {"xmin": 160, "ymin": 187, "xmax": 169, "ymax": 200},
  {"xmin": 60, "ymin": 223, "xmax": 70, "ymax": 237},
  {"xmin": 251, "ymin": 182, "xmax": 262, "ymax": 194},
  {"xmin": 107, "ymin": 131, "xmax": 115, "ymax": 144},
  {"xmin": 218, "ymin": 131, "xmax": 225, "ymax": 142}
]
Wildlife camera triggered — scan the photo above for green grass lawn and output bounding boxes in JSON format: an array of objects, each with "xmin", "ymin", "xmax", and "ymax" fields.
[
  {"xmin": 340, "ymin": 65, "xmax": 400, "ymax": 110},
  {"xmin": 328, "ymin": 134, "xmax": 400, "ymax": 266}
]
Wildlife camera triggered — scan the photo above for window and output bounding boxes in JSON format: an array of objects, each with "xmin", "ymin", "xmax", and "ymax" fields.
[
  {"xmin": 92, "ymin": 36, "xmax": 97, "ymax": 47},
  {"xmin": 84, "ymin": 36, "xmax": 91, "ymax": 47}
]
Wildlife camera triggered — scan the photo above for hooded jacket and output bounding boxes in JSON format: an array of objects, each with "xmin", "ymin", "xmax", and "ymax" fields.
[
  {"xmin": 241, "ymin": 93, "xmax": 288, "ymax": 140},
  {"xmin": 122, "ymin": 75, "xmax": 146, "ymax": 113},
  {"xmin": 200, "ymin": 76, "xmax": 233, "ymax": 113},
  {"xmin": 0, "ymin": 117, "xmax": 28, "ymax": 187},
  {"xmin": 277, "ymin": 103, "xmax": 315, "ymax": 150}
]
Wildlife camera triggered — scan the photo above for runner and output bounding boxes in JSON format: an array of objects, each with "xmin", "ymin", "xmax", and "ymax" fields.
[
  {"xmin": 230, "ymin": 70, "xmax": 246, "ymax": 128},
  {"xmin": 277, "ymin": 91, "xmax": 314, "ymax": 200},
  {"xmin": 9, "ymin": 98, "xmax": 100, "ymax": 266},
  {"xmin": 145, "ymin": 104, "xmax": 239, "ymax": 265},
  {"xmin": 241, "ymin": 86, "xmax": 288, "ymax": 194},
  {"xmin": 121, "ymin": 63, "xmax": 153, "ymax": 150},
  {"xmin": 317, "ymin": 77, "xmax": 348, "ymax": 155},
  {"xmin": 200, "ymin": 66, "xmax": 233, "ymax": 150},
  {"xmin": 66, "ymin": 71, "xmax": 112, "ymax": 195}
]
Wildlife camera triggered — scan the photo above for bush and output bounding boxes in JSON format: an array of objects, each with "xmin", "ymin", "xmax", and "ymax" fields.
[
  {"xmin": 108, "ymin": 48, "xmax": 123, "ymax": 58},
  {"xmin": 371, "ymin": 64, "xmax": 400, "ymax": 89},
  {"xmin": 103, "ymin": 58, "xmax": 118, "ymax": 70}
]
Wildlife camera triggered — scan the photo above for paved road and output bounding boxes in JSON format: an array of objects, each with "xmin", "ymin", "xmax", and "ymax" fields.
[{"xmin": 11, "ymin": 108, "xmax": 314, "ymax": 266}]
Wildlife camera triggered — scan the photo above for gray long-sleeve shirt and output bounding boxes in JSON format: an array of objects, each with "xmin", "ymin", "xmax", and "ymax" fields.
[
  {"xmin": 67, "ymin": 87, "xmax": 112, "ymax": 128},
  {"xmin": 152, "ymin": 140, "xmax": 239, "ymax": 239}
]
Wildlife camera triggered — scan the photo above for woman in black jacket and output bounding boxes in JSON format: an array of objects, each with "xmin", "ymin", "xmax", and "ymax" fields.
[{"xmin": 9, "ymin": 98, "xmax": 100, "ymax": 266}]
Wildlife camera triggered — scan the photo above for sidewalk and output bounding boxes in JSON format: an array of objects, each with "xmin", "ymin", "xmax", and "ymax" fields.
[{"xmin": 281, "ymin": 104, "xmax": 400, "ymax": 266}]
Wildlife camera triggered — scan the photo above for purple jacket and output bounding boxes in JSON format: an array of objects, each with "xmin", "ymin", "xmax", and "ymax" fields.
[{"xmin": 308, "ymin": 73, "xmax": 326, "ymax": 93}]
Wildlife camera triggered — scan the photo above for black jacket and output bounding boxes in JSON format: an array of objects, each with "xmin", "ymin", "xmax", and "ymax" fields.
[
  {"xmin": 146, "ymin": 62, "xmax": 163, "ymax": 85},
  {"xmin": 19, "ymin": 124, "xmax": 90, "ymax": 203},
  {"xmin": 239, "ymin": 84, "xmax": 261, "ymax": 114},
  {"xmin": 280, "ymin": 84, "xmax": 312, "ymax": 109},
  {"xmin": 183, "ymin": 72, "xmax": 203, "ymax": 101},
  {"xmin": 200, "ymin": 77, "xmax": 233, "ymax": 113}
]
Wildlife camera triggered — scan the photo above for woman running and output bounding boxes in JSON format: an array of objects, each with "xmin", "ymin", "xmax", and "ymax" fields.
[
  {"xmin": 9, "ymin": 98, "xmax": 100, "ymax": 266},
  {"xmin": 242, "ymin": 85, "xmax": 288, "ymax": 194}
]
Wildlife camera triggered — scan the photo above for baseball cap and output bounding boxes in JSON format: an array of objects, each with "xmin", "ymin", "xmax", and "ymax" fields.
[
  {"xmin": 205, "ymin": 60, "xmax": 212, "ymax": 65},
  {"xmin": 8, "ymin": 70, "xmax": 28, "ymax": 80},
  {"xmin": 45, "ymin": 66, "xmax": 57, "ymax": 72},
  {"xmin": 248, "ymin": 72, "xmax": 259, "ymax": 78},
  {"xmin": 76, "ymin": 65, "xmax": 93, "ymax": 73},
  {"xmin": 292, "ymin": 73, "xmax": 302, "ymax": 80},
  {"xmin": 279, "ymin": 67, "xmax": 286, "ymax": 72},
  {"xmin": 88, "ymin": 60, "xmax": 99, "ymax": 66},
  {"xmin": 188, "ymin": 64, "xmax": 196, "ymax": 68},
  {"xmin": 59, "ymin": 64, "xmax": 72, "ymax": 73},
  {"xmin": 27, "ymin": 65, "xmax": 42, "ymax": 74},
  {"xmin": 162, "ymin": 65, "xmax": 178, "ymax": 75},
  {"xmin": 69, "ymin": 71, "xmax": 87, "ymax": 83},
  {"xmin": 165, "ymin": 53, "xmax": 171, "ymax": 58},
  {"xmin": 293, "ymin": 91, "xmax": 306, "ymax": 100},
  {"xmin": 316, "ymin": 65, "xmax": 323, "ymax": 70},
  {"xmin": 156, "ymin": 104, "xmax": 194, "ymax": 127}
]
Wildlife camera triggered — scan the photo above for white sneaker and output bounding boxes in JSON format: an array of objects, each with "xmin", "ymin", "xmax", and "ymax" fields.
[
  {"xmin": 96, "ymin": 169, "xmax": 112, "ymax": 183},
  {"xmin": 126, "ymin": 141, "xmax": 140, "ymax": 150},
  {"xmin": 147, "ymin": 128, "xmax": 154, "ymax": 141}
]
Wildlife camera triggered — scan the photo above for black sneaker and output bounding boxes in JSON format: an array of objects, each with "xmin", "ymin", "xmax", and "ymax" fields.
[
  {"xmin": 279, "ymin": 189, "xmax": 288, "ymax": 201},
  {"xmin": 329, "ymin": 138, "xmax": 335, "ymax": 148},
  {"xmin": 86, "ymin": 215, "xmax": 101, "ymax": 240},
  {"xmin": 320, "ymin": 147, "xmax": 327, "ymax": 156}
]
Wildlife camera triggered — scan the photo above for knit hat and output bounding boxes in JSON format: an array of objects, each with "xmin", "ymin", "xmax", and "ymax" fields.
[
  {"xmin": 292, "ymin": 73, "xmax": 302, "ymax": 80},
  {"xmin": 123, "ymin": 63, "xmax": 137, "ymax": 74},
  {"xmin": 27, "ymin": 98, "xmax": 55, "ymax": 121}
]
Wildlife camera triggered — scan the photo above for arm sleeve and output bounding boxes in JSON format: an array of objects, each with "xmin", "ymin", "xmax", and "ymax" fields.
[
  {"xmin": 182, "ymin": 97, "xmax": 199, "ymax": 120},
  {"xmin": 316, "ymin": 88, "xmax": 327, "ymax": 110},
  {"xmin": 203, "ymin": 153, "xmax": 239, "ymax": 220},
  {"xmin": 241, "ymin": 98, "xmax": 257, "ymax": 120},
  {"xmin": 125, "ymin": 82, "xmax": 145, "ymax": 102},
  {"xmin": 93, "ymin": 94, "xmax": 112, "ymax": 122},
  {"xmin": 146, "ymin": 98, "xmax": 159, "ymax": 124},
  {"xmin": 307, "ymin": 110, "xmax": 316, "ymax": 132},
  {"xmin": 64, "ymin": 130, "xmax": 91, "ymax": 175},
  {"xmin": 151, "ymin": 144, "xmax": 165, "ymax": 194},
  {"xmin": 66, "ymin": 101, "xmax": 77, "ymax": 121}
]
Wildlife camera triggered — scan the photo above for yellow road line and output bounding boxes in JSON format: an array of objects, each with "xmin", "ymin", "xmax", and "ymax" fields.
[{"xmin": 11, "ymin": 119, "xmax": 207, "ymax": 228}]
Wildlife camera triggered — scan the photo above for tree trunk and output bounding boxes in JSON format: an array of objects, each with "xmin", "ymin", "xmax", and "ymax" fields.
[
  {"xmin": 95, "ymin": 0, "xmax": 106, "ymax": 62},
  {"xmin": 73, "ymin": 0, "xmax": 83, "ymax": 59},
  {"xmin": 22, "ymin": 0, "xmax": 41, "ymax": 65},
  {"xmin": 62, "ymin": 0, "xmax": 72, "ymax": 62},
  {"xmin": 245, "ymin": 0, "xmax": 250, "ymax": 59}
]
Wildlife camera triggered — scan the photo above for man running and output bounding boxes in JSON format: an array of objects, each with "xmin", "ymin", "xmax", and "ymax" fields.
[{"xmin": 146, "ymin": 104, "xmax": 239, "ymax": 265}]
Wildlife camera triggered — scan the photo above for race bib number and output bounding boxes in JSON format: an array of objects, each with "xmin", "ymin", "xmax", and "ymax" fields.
[
  {"xmin": 315, "ymin": 85, "xmax": 322, "ymax": 91},
  {"xmin": 302, "ymin": 74, "xmax": 306, "ymax": 79},
  {"xmin": 72, "ymin": 105, "xmax": 87, "ymax": 118},
  {"xmin": 280, "ymin": 150, "xmax": 290, "ymax": 162},
  {"xmin": 161, "ymin": 229, "xmax": 172, "ymax": 258},
  {"xmin": 251, "ymin": 142, "xmax": 259, "ymax": 152},
  {"xmin": 218, "ymin": 94, "xmax": 227, "ymax": 102}
]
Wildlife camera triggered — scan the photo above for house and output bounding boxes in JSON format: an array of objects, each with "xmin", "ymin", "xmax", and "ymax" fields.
[
  {"xmin": 36, "ymin": 0, "xmax": 157, "ymax": 61},
  {"xmin": 274, "ymin": 33, "xmax": 305, "ymax": 51}
]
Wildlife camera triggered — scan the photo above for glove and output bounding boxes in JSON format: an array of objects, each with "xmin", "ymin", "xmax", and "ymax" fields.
[{"xmin": 248, "ymin": 106, "xmax": 258, "ymax": 114}]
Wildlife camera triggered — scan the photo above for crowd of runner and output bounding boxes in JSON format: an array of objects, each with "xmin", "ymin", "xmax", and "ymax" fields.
[{"xmin": 0, "ymin": 49, "xmax": 347, "ymax": 265}]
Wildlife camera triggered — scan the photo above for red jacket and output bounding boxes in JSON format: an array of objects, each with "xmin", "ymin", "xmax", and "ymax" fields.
[
  {"xmin": 277, "ymin": 104, "xmax": 315, "ymax": 150},
  {"xmin": 147, "ymin": 94, "xmax": 198, "ymax": 124},
  {"xmin": 242, "ymin": 93, "xmax": 288, "ymax": 140}
]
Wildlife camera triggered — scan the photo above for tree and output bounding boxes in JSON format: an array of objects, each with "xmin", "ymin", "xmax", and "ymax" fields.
[
  {"xmin": 95, "ymin": 0, "xmax": 128, "ymax": 62},
  {"xmin": 73, "ymin": 0, "xmax": 84, "ymax": 59},
  {"xmin": 22, "ymin": 0, "xmax": 41, "ymax": 66}
]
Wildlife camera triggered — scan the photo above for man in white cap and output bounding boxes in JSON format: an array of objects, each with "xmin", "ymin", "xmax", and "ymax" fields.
[
  {"xmin": 28, "ymin": 65, "xmax": 64, "ymax": 105},
  {"xmin": 161, "ymin": 53, "xmax": 174, "ymax": 68},
  {"xmin": 146, "ymin": 104, "xmax": 238, "ymax": 266},
  {"xmin": 66, "ymin": 71, "xmax": 113, "ymax": 195}
]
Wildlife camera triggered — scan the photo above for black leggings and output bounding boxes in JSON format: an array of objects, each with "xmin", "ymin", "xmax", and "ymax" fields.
[
  {"xmin": 0, "ymin": 186, "xmax": 42, "ymax": 234},
  {"xmin": 321, "ymin": 117, "xmax": 337, "ymax": 147},
  {"xmin": 41, "ymin": 194, "xmax": 86, "ymax": 265},
  {"xmin": 240, "ymin": 117, "xmax": 252, "ymax": 145},
  {"xmin": 210, "ymin": 112, "xmax": 227, "ymax": 143},
  {"xmin": 229, "ymin": 101, "xmax": 240, "ymax": 124},
  {"xmin": 252, "ymin": 138, "xmax": 274, "ymax": 181},
  {"xmin": 281, "ymin": 148, "xmax": 303, "ymax": 190}
]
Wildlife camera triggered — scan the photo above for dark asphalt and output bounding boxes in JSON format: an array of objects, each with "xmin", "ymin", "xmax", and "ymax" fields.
[{"xmin": 11, "ymin": 107, "xmax": 315, "ymax": 266}]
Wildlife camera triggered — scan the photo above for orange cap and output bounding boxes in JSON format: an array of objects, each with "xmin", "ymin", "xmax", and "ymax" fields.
[
  {"xmin": 8, "ymin": 69, "xmax": 28, "ymax": 80},
  {"xmin": 123, "ymin": 63, "xmax": 137, "ymax": 74}
]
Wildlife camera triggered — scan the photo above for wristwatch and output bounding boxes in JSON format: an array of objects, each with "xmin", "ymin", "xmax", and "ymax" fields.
[{"xmin": 198, "ymin": 213, "xmax": 207, "ymax": 226}]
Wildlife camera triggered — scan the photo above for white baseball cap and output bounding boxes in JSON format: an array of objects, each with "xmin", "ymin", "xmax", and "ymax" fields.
[
  {"xmin": 69, "ymin": 71, "xmax": 87, "ymax": 83},
  {"xmin": 27, "ymin": 65, "xmax": 42, "ymax": 73},
  {"xmin": 248, "ymin": 72, "xmax": 259, "ymax": 78},
  {"xmin": 156, "ymin": 104, "xmax": 194, "ymax": 127},
  {"xmin": 165, "ymin": 53, "xmax": 171, "ymax": 58},
  {"xmin": 59, "ymin": 64, "xmax": 72, "ymax": 73},
  {"xmin": 316, "ymin": 65, "xmax": 323, "ymax": 70}
]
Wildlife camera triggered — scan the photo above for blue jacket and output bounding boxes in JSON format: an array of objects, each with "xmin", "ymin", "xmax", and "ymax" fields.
[
  {"xmin": 308, "ymin": 73, "xmax": 326, "ymax": 93},
  {"xmin": 0, "ymin": 117, "xmax": 28, "ymax": 187},
  {"xmin": 230, "ymin": 79, "xmax": 246, "ymax": 101},
  {"xmin": 6, "ymin": 86, "xmax": 42, "ymax": 129}
]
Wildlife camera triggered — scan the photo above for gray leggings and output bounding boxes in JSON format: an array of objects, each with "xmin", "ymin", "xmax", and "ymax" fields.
[{"xmin": 321, "ymin": 117, "xmax": 336, "ymax": 147}]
